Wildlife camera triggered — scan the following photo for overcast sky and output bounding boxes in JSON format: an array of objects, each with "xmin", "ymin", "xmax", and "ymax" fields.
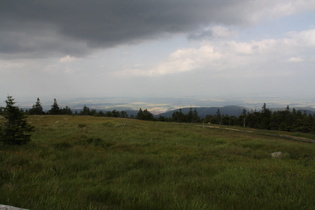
[{"xmin": 1, "ymin": 0, "xmax": 315, "ymax": 106}]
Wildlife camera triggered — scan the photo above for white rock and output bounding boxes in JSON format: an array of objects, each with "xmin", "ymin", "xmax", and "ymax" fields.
[
  {"xmin": 0, "ymin": 205, "xmax": 28, "ymax": 210},
  {"xmin": 271, "ymin": 151, "xmax": 283, "ymax": 158}
]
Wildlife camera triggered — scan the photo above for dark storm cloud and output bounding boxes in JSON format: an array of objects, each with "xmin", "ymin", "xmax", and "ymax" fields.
[{"xmin": 0, "ymin": 0, "xmax": 256, "ymax": 57}]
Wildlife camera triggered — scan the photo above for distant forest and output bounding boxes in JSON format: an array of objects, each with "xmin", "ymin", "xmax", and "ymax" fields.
[{"xmin": 1, "ymin": 98, "xmax": 315, "ymax": 133}]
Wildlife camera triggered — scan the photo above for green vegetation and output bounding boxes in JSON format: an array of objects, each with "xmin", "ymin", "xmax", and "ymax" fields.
[
  {"xmin": 205, "ymin": 104, "xmax": 315, "ymax": 133},
  {"xmin": 22, "ymin": 97, "xmax": 315, "ymax": 133},
  {"xmin": 136, "ymin": 108, "xmax": 154, "ymax": 120},
  {"xmin": 171, "ymin": 107, "xmax": 199, "ymax": 123},
  {"xmin": 0, "ymin": 115, "xmax": 314, "ymax": 209},
  {"xmin": 29, "ymin": 98, "xmax": 44, "ymax": 115},
  {"xmin": 0, "ymin": 96, "xmax": 34, "ymax": 145}
]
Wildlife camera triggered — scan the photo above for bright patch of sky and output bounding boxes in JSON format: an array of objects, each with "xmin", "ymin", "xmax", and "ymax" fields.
[{"xmin": 238, "ymin": 10, "xmax": 315, "ymax": 41}]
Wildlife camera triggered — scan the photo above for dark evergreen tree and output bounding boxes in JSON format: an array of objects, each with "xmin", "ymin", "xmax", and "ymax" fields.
[
  {"xmin": 187, "ymin": 107, "xmax": 194, "ymax": 122},
  {"xmin": 157, "ymin": 116, "xmax": 167, "ymax": 121},
  {"xmin": 221, "ymin": 115, "xmax": 231, "ymax": 125},
  {"xmin": 90, "ymin": 109, "xmax": 97, "ymax": 116},
  {"xmin": 204, "ymin": 114, "xmax": 213, "ymax": 124},
  {"xmin": 193, "ymin": 109, "xmax": 199, "ymax": 122},
  {"xmin": 136, "ymin": 108, "xmax": 154, "ymax": 120},
  {"xmin": 29, "ymin": 98, "xmax": 44, "ymax": 115},
  {"xmin": 172, "ymin": 109, "xmax": 185, "ymax": 122},
  {"xmin": 143, "ymin": 109, "xmax": 154, "ymax": 120},
  {"xmin": 0, "ymin": 96, "xmax": 34, "ymax": 145},
  {"xmin": 60, "ymin": 106, "xmax": 73, "ymax": 115},
  {"xmin": 120, "ymin": 111, "xmax": 128, "ymax": 118},
  {"xmin": 48, "ymin": 99, "xmax": 60, "ymax": 115},
  {"xmin": 97, "ymin": 110, "xmax": 105, "ymax": 117},
  {"xmin": 238, "ymin": 109, "xmax": 247, "ymax": 127},
  {"xmin": 105, "ymin": 111, "xmax": 112, "ymax": 117},
  {"xmin": 260, "ymin": 103, "xmax": 271, "ymax": 129},
  {"xmin": 111, "ymin": 110, "xmax": 120, "ymax": 117},
  {"xmin": 214, "ymin": 109, "xmax": 222, "ymax": 125},
  {"xmin": 81, "ymin": 105, "xmax": 90, "ymax": 115},
  {"xmin": 136, "ymin": 108, "xmax": 144, "ymax": 120}
]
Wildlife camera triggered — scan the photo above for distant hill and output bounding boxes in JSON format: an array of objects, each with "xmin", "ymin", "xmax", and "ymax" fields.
[{"xmin": 157, "ymin": 106, "xmax": 248, "ymax": 118}]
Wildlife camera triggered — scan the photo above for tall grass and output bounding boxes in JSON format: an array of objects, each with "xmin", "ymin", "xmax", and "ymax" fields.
[{"xmin": 0, "ymin": 115, "xmax": 314, "ymax": 209}]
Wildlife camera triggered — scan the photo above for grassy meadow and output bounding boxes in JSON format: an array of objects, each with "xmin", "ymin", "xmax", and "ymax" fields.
[{"xmin": 1, "ymin": 115, "xmax": 315, "ymax": 209}]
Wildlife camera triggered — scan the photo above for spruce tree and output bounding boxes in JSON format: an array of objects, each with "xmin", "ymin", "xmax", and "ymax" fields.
[
  {"xmin": 216, "ymin": 109, "xmax": 222, "ymax": 125},
  {"xmin": 187, "ymin": 107, "xmax": 194, "ymax": 122},
  {"xmin": 81, "ymin": 105, "xmax": 90, "ymax": 115},
  {"xmin": 172, "ymin": 109, "xmax": 185, "ymax": 122},
  {"xmin": 60, "ymin": 106, "xmax": 72, "ymax": 115},
  {"xmin": 0, "ymin": 96, "xmax": 34, "ymax": 145},
  {"xmin": 136, "ymin": 108, "xmax": 144, "ymax": 120},
  {"xmin": 49, "ymin": 98, "xmax": 60, "ymax": 115},
  {"xmin": 143, "ymin": 109, "xmax": 154, "ymax": 120},
  {"xmin": 29, "ymin": 98, "xmax": 44, "ymax": 115}
]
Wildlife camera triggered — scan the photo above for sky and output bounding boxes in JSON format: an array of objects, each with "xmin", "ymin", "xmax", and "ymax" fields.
[{"xmin": 1, "ymin": 0, "xmax": 315, "ymax": 108}]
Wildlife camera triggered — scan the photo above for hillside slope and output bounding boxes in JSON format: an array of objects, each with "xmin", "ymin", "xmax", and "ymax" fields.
[{"xmin": 1, "ymin": 115, "xmax": 314, "ymax": 209}]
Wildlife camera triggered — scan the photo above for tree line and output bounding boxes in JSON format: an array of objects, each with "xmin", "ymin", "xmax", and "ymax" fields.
[
  {"xmin": 144, "ymin": 104, "xmax": 315, "ymax": 133},
  {"xmin": 2, "ymin": 97, "xmax": 315, "ymax": 136},
  {"xmin": 203, "ymin": 103, "xmax": 315, "ymax": 133},
  {"xmin": 18, "ymin": 98, "xmax": 129, "ymax": 117},
  {"xmin": 16, "ymin": 98, "xmax": 200, "ymax": 122},
  {"xmin": 156, "ymin": 104, "xmax": 315, "ymax": 133},
  {"xmin": 24, "ymin": 98, "xmax": 315, "ymax": 133}
]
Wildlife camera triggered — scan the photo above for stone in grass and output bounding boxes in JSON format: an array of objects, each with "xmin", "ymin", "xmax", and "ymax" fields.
[
  {"xmin": 271, "ymin": 151, "xmax": 283, "ymax": 159},
  {"xmin": 0, "ymin": 204, "xmax": 28, "ymax": 210}
]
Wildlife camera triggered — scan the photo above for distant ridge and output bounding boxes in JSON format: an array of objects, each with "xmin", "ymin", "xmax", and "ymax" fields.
[
  {"xmin": 157, "ymin": 105, "xmax": 315, "ymax": 118},
  {"xmin": 157, "ymin": 106, "xmax": 248, "ymax": 118}
]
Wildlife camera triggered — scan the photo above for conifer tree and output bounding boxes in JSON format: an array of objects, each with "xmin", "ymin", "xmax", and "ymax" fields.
[
  {"xmin": 136, "ymin": 108, "xmax": 144, "ymax": 120},
  {"xmin": 29, "ymin": 98, "xmax": 44, "ymax": 115},
  {"xmin": 216, "ymin": 109, "xmax": 222, "ymax": 125},
  {"xmin": 143, "ymin": 109, "xmax": 154, "ymax": 120},
  {"xmin": 120, "ymin": 111, "xmax": 128, "ymax": 118},
  {"xmin": 187, "ymin": 107, "xmax": 194, "ymax": 122},
  {"xmin": 111, "ymin": 110, "xmax": 120, "ymax": 117},
  {"xmin": 0, "ymin": 96, "xmax": 34, "ymax": 145},
  {"xmin": 193, "ymin": 109, "xmax": 199, "ymax": 122},
  {"xmin": 81, "ymin": 105, "xmax": 90, "ymax": 115},
  {"xmin": 49, "ymin": 98, "xmax": 60, "ymax": 115},
  {"xmin": 60, "ymin": 106, "xmax": 72, "ymax": 115}
]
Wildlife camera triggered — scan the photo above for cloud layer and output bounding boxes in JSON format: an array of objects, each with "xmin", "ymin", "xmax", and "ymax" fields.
[
  {"xmin": 120, "ymin": 29, "xmax": 315, "ymax": 77},
  {"xmin": 2, "ymin": 0, "xmax": 315, "ymax": 58}
]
